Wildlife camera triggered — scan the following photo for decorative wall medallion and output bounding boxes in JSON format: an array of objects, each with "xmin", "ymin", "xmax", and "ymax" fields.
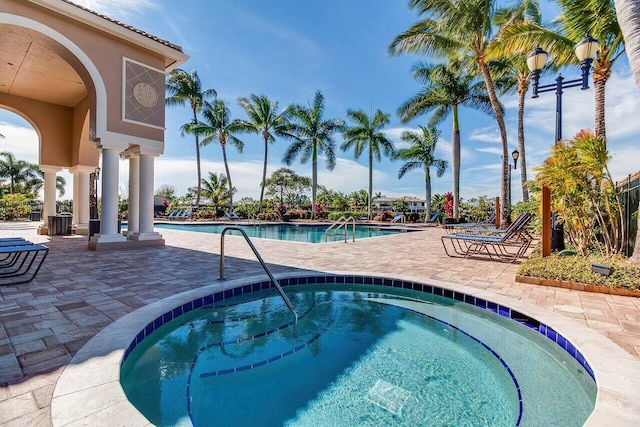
[{"xmin": 133, "ymin": 83, "xmax": 158, "ymax": 107}]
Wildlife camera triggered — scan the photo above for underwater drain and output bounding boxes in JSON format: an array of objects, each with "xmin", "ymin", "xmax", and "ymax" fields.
[{"xmin": 366, "ymin": 379, "xmax": 411, "ymax": 415}]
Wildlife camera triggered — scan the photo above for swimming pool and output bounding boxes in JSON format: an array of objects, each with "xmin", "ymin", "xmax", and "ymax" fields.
[
  {"xmin": 120, "ymin": 275, "xmax": 596, "ymax": 426},
  {"xmin": 153, "ymin": 223, "xmax": 411, "ymax": 243}
]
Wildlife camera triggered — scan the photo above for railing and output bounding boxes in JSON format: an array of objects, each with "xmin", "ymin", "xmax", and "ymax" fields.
[
  {"xmin": 219, "ymin": 226, "xmax": 298, "ymax": 321},
  {"xmin": 325, "ymin": 216, "xmax": 356, "ymax": 243}
]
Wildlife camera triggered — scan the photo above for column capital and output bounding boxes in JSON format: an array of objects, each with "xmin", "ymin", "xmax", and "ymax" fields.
[
  {"xmin": 39, "ymin": 165, "xmax": 62, "ymax": 173},
  {"xmin": 69, "ymin": 165, "xmax": 99, "ymax": 174},
  {"xmin": 121, "ymin": 145, "xmax": 162, "ymax": 158}
]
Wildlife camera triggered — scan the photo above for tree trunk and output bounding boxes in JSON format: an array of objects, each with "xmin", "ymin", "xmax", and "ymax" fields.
[
  {"xmin": 222, "ymin": 143, "xmax": 233, "ymax": 211},
  {"xmin": 479, "ymin": 60, "xmax": 510, "ymax": 227},
  {"xmin": 311, "ymin": 141, "xmax": 318, "ymax": 220},
  {"xmin": 368, "ymin": 150, "xmax": 373, "ymax": 219},
  {"xmin": 615, "ymin": 0, "xmax": 640, "ymax": 263},
  {"xmin": 517, "ymin": 74, "xmax": 529, "ymax": 202},
  {"xmin": 258, "ymin": 133, "xmax": 268, "ymax": 213},
  {"xmin": 452, "ymin": 104, "xmax": 461, "ymax": 218},
  {"xmin": 192, "ymin": 110, "xmax": 201, "ymax": 208},
  {"xmin": 425, "ymin": 166, "xmax": 432, "ymax": 219},
  {"xmin": 593, "ymin": 70, "xmax": 608, "ymax": 139}
]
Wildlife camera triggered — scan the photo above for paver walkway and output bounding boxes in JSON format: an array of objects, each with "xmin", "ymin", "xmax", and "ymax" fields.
[{"xmin": 1, "ymin": 221, "xmax": 639, "ymax": 426}]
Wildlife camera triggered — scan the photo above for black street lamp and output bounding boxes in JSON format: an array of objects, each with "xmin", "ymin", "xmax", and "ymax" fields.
[
  {"xmin": 527, "ymin": 34, "xmax": 599, "ymax": 254},
  {"xmin": 509, "ymin": 149, "xmax": 519, "ymax": 219},
  {"xmin": 90, "ymin": 167, "xmax": 100, "ymax": 220}
]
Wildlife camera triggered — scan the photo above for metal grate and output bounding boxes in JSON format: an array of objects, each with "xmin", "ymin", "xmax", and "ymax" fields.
[{"xmin": 366, "ymin": 379, "xmax": 411, "ymax": 416}]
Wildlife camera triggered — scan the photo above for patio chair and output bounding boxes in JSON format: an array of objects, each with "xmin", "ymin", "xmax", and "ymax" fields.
[
  {"xmin": 440, "ymin": 213, "xmax": 533, "ymax": 263},
  {"xmin": 0, "ymin": 244, "xmax": 49, "ymax": 285},
  {"xmin": 224, "ymin": 211, "xmax": 240, "ymax": 220},
  {"xmin": 444, "ymin": 213, "xmax": 496, "ymax": 234},
  {"xmin": 391, "ymin": 213, "xmax": 404, "ymax": 223},
  {"xmin": 424, "ymin": 212, "xmax": 439, "ymax": 225}
]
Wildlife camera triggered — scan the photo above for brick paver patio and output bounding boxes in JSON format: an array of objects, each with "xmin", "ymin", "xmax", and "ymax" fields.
[{"xmin": 1, "ymin": 221, "xmax": 639, "ymax": 426}]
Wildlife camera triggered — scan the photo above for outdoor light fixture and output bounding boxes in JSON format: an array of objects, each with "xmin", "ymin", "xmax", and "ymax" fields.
[
  {"xmin": 511, "ymin": 149, "xmax": 519, "ymax": 169},
  {"xmin": 94, "ymin": 167, "xmax": 101, "ymax": 180},
  {"xmin": 526, "ymin": 34, "xmax": 599, "ymax": 254}
]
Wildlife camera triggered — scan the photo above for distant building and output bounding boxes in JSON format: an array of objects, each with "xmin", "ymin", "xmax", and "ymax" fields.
[{"xmin": 373, "ymin": 196, "xmax": 426, "ymax": 212}]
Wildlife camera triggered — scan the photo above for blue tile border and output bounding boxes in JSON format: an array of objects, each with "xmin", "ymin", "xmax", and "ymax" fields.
[{"xmin": 121, "ymin": 274, "xmax": 596, "ymax": 385}]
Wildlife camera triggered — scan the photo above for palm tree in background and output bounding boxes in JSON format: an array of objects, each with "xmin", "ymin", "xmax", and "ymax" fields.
[
  {"xmin": 615, "ymin": 0, "xmax": 640, "ymax": 263},
  {"xmin": 189, "ymin": 100, "xmax": 244, "ymax": 211},
  {"xmin": 398, "ymin": 60, "xmax": 494, "ymax": 218},
  {"xmin": 283, "ymin": 91, "xmax": 344, "ymax": 219},
  {"xmin": 488, "ymin": 0, "xmax": 542, "ymax": 203},
  {"xmin": 394, "ymin": 126, "xmax": 448, "ymax": 219},
  {"xmin": 166, "ymin": 69, "xmax": 216, "ymax": 207},
  {"xmin": 390, "ymin": 0, "xmax": 514, "ymax": 226},
  {"xmin": 341, "ymin": 109, "xmax": 394, "ymax": 219},
  {"xmin": 0, "ymin": 151, "xmax": 40, "ymax": 194},
  {"xmin": 492, "ymin": 0, "xmax": 624, "ymax": 140},
  {"xmin": 192, "ymin": 172, "xmax": 232, "ymax": 210},
  {"xmin": 236, "ymin": 94, "xmax": 291, "ymax": 213},
  {"xmin": 24, "ymin": 171, "xmax": 66, "ymax": 198}
]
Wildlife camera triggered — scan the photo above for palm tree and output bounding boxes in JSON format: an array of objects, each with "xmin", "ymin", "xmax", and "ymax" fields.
[
  {"xmin": 390, "ymin": 0, "xmax": 514, "ymax": 226},
  {"xmin": 188, "ymin": 100, "xmax": 244, "ymax": 211},
  {"xmin": 493, "ymin": 0, "xmax": 624, "ymax": 140},
  {"xmin": 393, "ymin": 126, "xmax": 448, "ymax": 219},
  {"xmin": 398, "ymin": 60, "xmax": 495, "ymax": 218},
  {"xmin": 489, "ymin": 1, "xmax": 542, "ymax": 203},
  {"xmin": 0, "ymin": 152, "xmax": 40, "ymax": 194},
  {"xmin": 166, "ymin": 69, "xmax": 216, "ymax": 207},
  {"xmin": 282, "ymin": 91, "xmax": 344, "ymax": 219},
  {"xmin": 24, "ymin": 171, "xmax": 66, "ymax": 198},
  {"xmin": 341, "ymin": 109, "xmax": 394, "ymax": 219},
  {"xmin": 615, "ymin": 0, "xmax": 640, "ymax": 262},
  {"xmin": 236, "ymin": 94, "xmax": 291, "ymax": 213},
  {"xmin": 194, "ymin": 172, "xmax": 232, "ymax": 210}
]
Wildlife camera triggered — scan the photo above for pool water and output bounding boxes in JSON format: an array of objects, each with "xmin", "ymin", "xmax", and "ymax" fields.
[
  {"xmin": 120, "ymin": 285, "xmax": 596, "ymax": 426},
  {"xmin": 153, "ymin": 223, "xmax": 409, "ymax": 243}
]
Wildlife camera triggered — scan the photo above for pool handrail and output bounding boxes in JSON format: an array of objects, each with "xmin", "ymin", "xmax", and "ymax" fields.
[
  {"xmin": 325, "ymin": 216, "xmax": 356, "ymax": 243},
  {"xmin": 219, "ymin": 226, "xmax": 298, "ymax": 322}
]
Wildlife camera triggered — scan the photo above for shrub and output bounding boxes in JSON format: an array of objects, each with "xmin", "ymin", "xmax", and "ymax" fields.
[{"xmin": 327, "ymin": 211, "xmax": 366, "ymax": 221}]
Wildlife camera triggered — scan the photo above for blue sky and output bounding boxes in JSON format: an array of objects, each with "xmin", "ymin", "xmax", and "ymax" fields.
[{"xmin": 2, "ymin": 0, "xmax": 640, "ymax": 203}]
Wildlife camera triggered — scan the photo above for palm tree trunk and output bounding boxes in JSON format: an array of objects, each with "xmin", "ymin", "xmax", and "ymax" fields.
[
  {"xmin": 222, "ymin": 144, "xmax": 233, "ymax": 211},
  {"xmin": 479, "ymin": 61, "xmax": 510, "ymax": 227},
  {"xmin": 311, "ymin": 158, "xmax": 318, "ymax": 220},
  {"xmin": 452, "ymin": 104, "xmax": 460, "ymax": 219},
  {"xmin": 368, "ymin": 150, "xmax": 373, "ymax": 219},
  {"xmin": 593, "ymin": 73, "xmax": 608, "ymax": 139},
  {"xmin": 517, "ymin": 79, "xmax": 529, "ymax": 202},
  {"xmin": 258, "ymin": 134, "xmax": 268, "ymax": 213},
  {"xmin": 425, "ymin": 166, "xmax": 432, "ymax": 219},
  {"xmin": 616, "ymin": 0, "xmax": 640, "ymax": 262},
  {"xmin": 192, "ymin": 109, "xmax": 202, "ymax": 208}
]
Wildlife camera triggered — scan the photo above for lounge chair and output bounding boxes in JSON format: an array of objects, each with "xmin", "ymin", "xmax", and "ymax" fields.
[
  {"xmin": 444, "ymin": 213, "xmax": 496, "ymax": 234},
  {"xmin": 424, "ymin": 212, "xmax": 439, "ymax": 225},
  {"xmin": 391, "ymin": 213, "xmax": 404, "ymax": 223},
  {"xmin": 0, "ymin": 244, "xmax": 49, "ymax": 285},
  {"xmin": 224, "ymin": 211, "xmax": 240, "ymax": 220},
  {"xmin": 441, "ymin": 213, "xmax": 533, "ymax": 263}
]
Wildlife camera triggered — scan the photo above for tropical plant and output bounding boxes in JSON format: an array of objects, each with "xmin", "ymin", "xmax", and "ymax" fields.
[
  {"xmin": 166, "ymin": 68, "xmax": 216, "ymax": 207},
  {"xmin": 534, "ymin": 129, "xmax": 624, "ymax": 256},
  {"xmin": 0, "ymin": 152, "xmax": 40, "ymax": 195},
  {"xmin": 194, "ymin": 172, "xmax": 233, "ymax": 212},
  {"xmin": 236, "ymin": 94, "xmax": 292, "ymax": 213},
  {"xmin": 155, "ymin": 184, "xmax": 177, "ymax": 200},
  {"xmin": 24, "ymin": 170, "xmax": 66, "ymax": 198},
  {"xmin": 389, "ymin": 0, "xmax": 515, "ymax": 226},
  {"xmin": 264, "ymin": 168, "xmax": 311, "ymax": 207},
  {"xmin": 394, "ymin": 126, "xmax": 448, "ymax": 219},
  {"xmin": 282, "ymin": 91, "xmax": 344, "ymax": 219},
  {"xmin": 188, "ymin": 100, "xmax": 244, "ymax": 211},
  {"xmin": 341, "ymin": 109, "xmax": 394, "ymax": 219}
]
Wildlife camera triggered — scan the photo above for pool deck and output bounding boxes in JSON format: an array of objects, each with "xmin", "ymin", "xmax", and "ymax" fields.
[{"xmin": 1, "ymin": 221, "xmax": 639, "ymax": 426}]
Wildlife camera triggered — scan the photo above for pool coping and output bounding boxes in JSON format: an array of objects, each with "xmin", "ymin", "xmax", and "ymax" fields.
[{"xmin": 50, "ymin": 271, "xmax": 640, "ymax": 426}]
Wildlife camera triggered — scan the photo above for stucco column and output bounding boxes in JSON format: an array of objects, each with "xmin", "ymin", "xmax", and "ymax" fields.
[
  {"xmin": 126, "ymin": 153, "xmax": 140, "ymax": 237},
  {"xmin": 95, "ymin": 147, "xmax": 126, "ymax": 243},
  {"xmin": 131, "ymin": 152, "xmax": 162, "ymax": 241},
  {"xmin": 37, "ymin": 165, "xmax": 61, "ymax": 235},
  {"xmin": 69, "ymin": 166, "xmax": 94, "ymax": 234}
]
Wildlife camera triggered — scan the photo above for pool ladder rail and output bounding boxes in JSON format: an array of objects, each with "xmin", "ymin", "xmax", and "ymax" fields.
[
  {"xmin": 219, "ymin": 226, "xmax": 298, "ymax": 322},
  {"xmin": 325, "ymin": 216, "xmax": 356, "ymax": 243}
]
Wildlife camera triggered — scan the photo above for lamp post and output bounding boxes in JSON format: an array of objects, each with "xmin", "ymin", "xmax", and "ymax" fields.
[
  {"xmin": 509, "ymin": 149, "xmax": 520, "ymax": 222},
  {"xmin": 90, "ymin": 167, "xmax": 100, "ymax": 220},
  {"xmin": 527, "ymin": 34, "xmax": 599, "ymax": 255}
]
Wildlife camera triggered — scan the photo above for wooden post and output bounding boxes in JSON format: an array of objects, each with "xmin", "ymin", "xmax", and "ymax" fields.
[
  {"xmin": 495, "ymin": 197, "xmax": 501, "ymax": 229},
  {"xmin": 541, "ymin": 186, "xmax": 551, "ymax": 257}
]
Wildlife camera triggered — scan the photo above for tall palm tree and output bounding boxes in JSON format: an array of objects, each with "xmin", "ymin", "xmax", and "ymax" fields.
[
  {"xmin": 493, "ymin": 0, "xmax": 624, "ymax": 140},
  {"xmin": 489, "ymin": 0, "xmax": 542, "ymax": 203},
  {"xmin": 0, "ymin": 152, "xmax": 40, "ymax": 194},
  {"xmin": 341, "ymin": 109, "xmax": 394, "ymax": 219},
  {"xmin": 198, "ymin": 171, "xmax": 232, "ymax": 209},
  {"xmin": 188, "ymin": 100, "xmax": 244, "ymax": 211},
  {"xmin": 615, "ymin": 0, "xmax": 640, "ymax": 262},
  {"xmin": 398, "ymin": 60, "xmax": 495, "ymax": 218},
  {"xmin": 393, "ymin": 126, "xmax": 448, "ymax": 219},
  {"xmin": 390, "ymin": 0, "xmax": 514, "ymax": 226},
  {"xmin": 24, "ymin": 171, "xmax": 66, "ymax": 198},
  {"xmin": 283, "ymin": 91, "xmax": 344, "ymax": 219},
  {"xmin": 166, "ymin": 69, "xmax": 216, "ymax": 207},
  {"xmin": 236, "ymin": 94, "xmax": 291, "ymax": 213}
]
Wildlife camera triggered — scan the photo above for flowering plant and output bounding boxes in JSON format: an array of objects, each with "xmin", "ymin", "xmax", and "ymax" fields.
[
  {"xmin": 277, "ymin": 203, "xmax": 287, "ymax": 215},
  {"xmin": 444, "ymin": 192, "xmax": 453, "ymax": 217}
]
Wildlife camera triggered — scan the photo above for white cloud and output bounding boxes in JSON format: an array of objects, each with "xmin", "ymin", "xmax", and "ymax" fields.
[
  {"xmin": 474, "ymin": 147, "xmax": 503, "ymax": 156},
  {"xmin": 70, "ymin": 0, "xmax": 157, "ymax": 20},
  {"xmin": 469, "ymin": 126, "xmax": 501, "ymax": 143}
]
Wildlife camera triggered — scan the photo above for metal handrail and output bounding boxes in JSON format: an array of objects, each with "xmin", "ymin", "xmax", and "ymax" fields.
[
  {"xmin": 219, "ymin": 226, "xmax": 298, "ymax": 321},
  {"xmin": 325, "ymin": 216, "xmax": 356, "ymax": 243}
]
